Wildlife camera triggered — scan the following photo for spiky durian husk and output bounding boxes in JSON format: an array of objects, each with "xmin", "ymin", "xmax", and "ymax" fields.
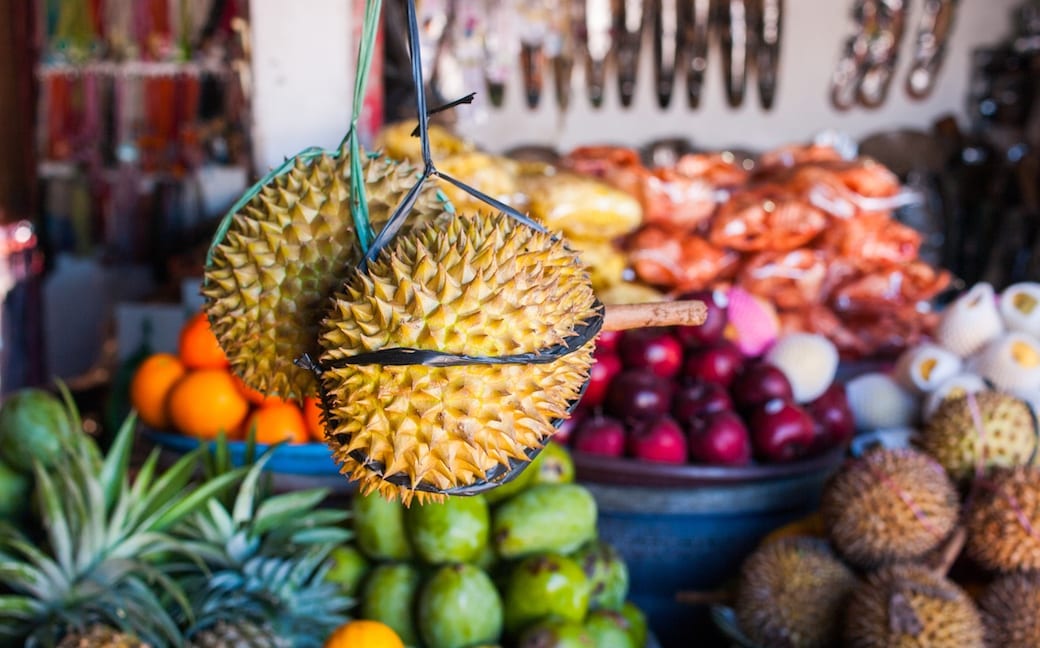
[
  {"xmin": 187, "ymin": 620, "xmax": 288, "ymax": 648},
  {"xmin": 57, "ymin": 625, "xmax": 149, "ymax": 648},
  {"xmin": 734, "ymin": 537, "xmax": 858, "ymax": 648},
  {"xmin": 821, "ymin": 448, "xmax": 960, "ymax": 569},
  {"xmin": 340, "ymin": 452, "xmax": 449, "ymax": 505},
  {"xmin": 319, "ymin": 211, "xmax": 596, "ymax": 502},
  {"xmin": 920, "ymin": 391, "xmax": 1038, "ymax": 482},
  {"xmin": 979, "ymin": 573, "xmax": 1040, "ymax": 647},
  {"xmin": 844, "ymin": 564, "xmax": 984, "ymax": 648},
  {"xmin": 203, "ymin": 147, "xmax": 446, "ymax": 400},
  {"xmin": 966, "ymin": 466, "xmax": 1040, "ymax": 572}
]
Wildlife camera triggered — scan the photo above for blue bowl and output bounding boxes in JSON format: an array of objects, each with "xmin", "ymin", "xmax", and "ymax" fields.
[{"xmin": 144, "ymin": 430, "xmax": 342, "ymax": 476}]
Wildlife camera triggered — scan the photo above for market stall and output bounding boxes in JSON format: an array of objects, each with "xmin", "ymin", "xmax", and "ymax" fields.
[{"xmin": 1, "ymin": 0, "xmax": 1039, "ymax": 647}]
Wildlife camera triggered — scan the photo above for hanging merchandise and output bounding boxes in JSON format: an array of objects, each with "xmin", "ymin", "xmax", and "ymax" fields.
[
  {"xmin": 653, "ymin": 0, "xmax": 680, "ymax": 108},
  {"xmin": 616, "ymin": 0, "xmax": 645, "ymax": 108},
  {"xmin": 755, "ymin": 0, "xmax": 783, "ymax": 109},
  {"xmin": 684, "ymin": 0, "xmax": 712, "ymax": 108},
  {"xmin": 484, "ymin": 0, "xmax": 518, "ymax": 107},
  {"xmin": 905, "ymin": 0, "xmax": 960, "ymax": 99},
  {"xmin": 718, "ymin": 0, "xmax": 750, "ymax": 108},
  {"xmin": 585, "ymin": 0, "xmax": 613, "ymax": 107}
]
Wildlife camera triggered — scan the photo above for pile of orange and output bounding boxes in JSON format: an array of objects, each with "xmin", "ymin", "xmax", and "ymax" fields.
[{"xmin": 129, "ymin": 310, "xmax": 326, "ymax": 445}]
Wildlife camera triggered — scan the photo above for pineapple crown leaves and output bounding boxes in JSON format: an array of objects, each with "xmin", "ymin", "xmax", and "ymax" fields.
[{"xmin": 0, "ymin": 389, "xmax": 250, "ymax": 648}]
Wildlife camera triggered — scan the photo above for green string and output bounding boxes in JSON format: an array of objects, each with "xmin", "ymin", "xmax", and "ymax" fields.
[{"xmin": 347, "ymin": 0, "xmax": 385, "ymax": 254}]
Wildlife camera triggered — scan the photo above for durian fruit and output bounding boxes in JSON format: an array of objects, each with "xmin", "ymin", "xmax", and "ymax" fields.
[
  {"xmin": 764, "ymin": 333, "xmax": 839, "ymax": 403},
  {"xmin": 970, "ymin": 332, "xmax": 1040, "ymax": 394},
  {"xmin": 319, "ymin": 212, "xmax": 597, "ymax": 504},
  {"xmin": 734, "ymin": 537, "xmax": 858, "ymax": 648},
  {"xmin": 999, "ymin": 282, "xmax": 1040, "ymax": 338},
  {"xmin": 922, "ymin": 373, "xmax": 988, "ymax": 421},
  {"xmin": 935, "ymin": 282, "xmax": 1005, "ymax": 358},
  {"xmin": 843, "ymin": 564, "xmax": 984, "ymax": 648},
  {"xmin": 437, "ymin": 152, "xmax": 522, "ymax": 213},
  {"xmin": 845, "ymin": 373, "xmax": 920, "ymax": 431},
  {"xmin": 894, "ymin": 343, "xmax": 963, "ymax": 396},
  {"xmin": 978, "ymin": 572, "xmax": 1040, "ymax": 647},
  {"xmin": 821, "ymin": 448, "xmax": 959, "ymax": 569},
  {"xmin": 965, "ymin": 466, "xmax": 1040, "ymax": 572},
  {"xmin": 919, "ymin": 391, "xmax": 1038, "ymax": 482},
  {"xmin": 375, "ymin": 121, "xmax": 474, "ymax": 162},
  {"xmin": 204, "ymin": 147, "xmax": 446, "ymax": 400},
  {"xmin": 518, "ymin": 169, "xmax": 643, "ymax": 240}
]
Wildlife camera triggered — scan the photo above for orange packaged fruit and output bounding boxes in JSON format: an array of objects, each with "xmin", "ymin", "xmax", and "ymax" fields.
[
  {"xmin": 167, "ymin": 369, "xmax": 249, "ymax": 440},
  {"xmin": 233, "ymin": 373, "xmax": 285, "ymax": 407},
  {"xmin": 324, "ymin": 620, "xmax": 404, "ymax": 648},
  {"xmin": 244, "ymin": 402, "xmax": 309, "ymax": 445},
  {"xmin": 129, "ymin": 353, "xmax": 186, "ymax": 429},
  {"xmin": 179, "ymin": 311, "xmax": 229, "ymax": 369},
  {"xmin": 303, "ymin": 396, "xmax": 326, "ymax": 442}
]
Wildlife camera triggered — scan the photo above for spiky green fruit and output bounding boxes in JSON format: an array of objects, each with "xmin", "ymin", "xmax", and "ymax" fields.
[
  {"xmin": 204, "ymin": 147, "xmax": 445, "ymax": 400},
  {"xmin": 320, "ymin": 212, "xmax": 597, "ymax": 503}
]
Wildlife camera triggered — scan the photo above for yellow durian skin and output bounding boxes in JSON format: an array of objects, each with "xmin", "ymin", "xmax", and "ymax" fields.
[
  {"xmin": 319, "ymin": 212, "xmax": 597, "ymax": 500},
  {"xmin": 203, "ymin": 148, "xmax": 444, "ymax": 400}
]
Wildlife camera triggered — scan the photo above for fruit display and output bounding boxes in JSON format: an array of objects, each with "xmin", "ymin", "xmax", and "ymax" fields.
[
  {"xmin": 129, "ymin": 310, "xmax": 326, "ymax": 446},
  {"xmin": 0, "ymin": 386, "xmax": 353, "ymax": 647},
  {"xmin": 841, "ymin": 281, "xmax": 1040, "ymax": 457},
  {"xmin": 564, "ymin": 291, "xmax": 854, "ymax": 467},
  {"xmin": 341, "ymin": 444, "xmax": 653, "ymax": 648},
  {"xmin": 713, "ymin": 439, "xmax": 1040, "ymax": 647},
  {"xmin": 562, "ymin": 143, "xmax": 951, "ymax": 360}
]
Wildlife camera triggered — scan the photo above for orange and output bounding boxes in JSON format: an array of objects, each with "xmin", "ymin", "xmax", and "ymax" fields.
[
  {"xmin": 324, "ymin": 620, "xmax": 404, "ymax": 648},
  {"xmin": 179, "ymin": 311, "xmax": 228, "ymax": 369},
  {"xmin": 129, "ymin": 353, "xmax": 187, "ymax": 429},
  {"xmin": 303, "ymin": 396, "xmax": 326, "ymax": 442},
  {"xmin": 245, "ymin": 402, "xmax": 309, "ymax": 445},
  {"xmin": 232, "ymin": 373, "xmax": 286, "ymax": 407},
  {"xmin": 166, "ymin": 369, "xmax": 250, "ymax": 440}
]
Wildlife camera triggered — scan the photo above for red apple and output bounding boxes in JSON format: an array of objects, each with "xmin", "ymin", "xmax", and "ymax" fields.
[
  {"xmin": 596, "ymin": 330, "xmax": 622, "ymax": 353},
  {"xmin": 675, "ymin": 289, "xmax": 729, "ymax": 348},
  {"xmin": 682, "ymin": 341, "xmax": 744, "ymax": 387},
  {"xmin": 673, "ymin": 381, "xmax": 733, "ymax": 421},
  {"xmin": 619, "ymin": 328, "xmax": 684, "ymax": 378},
  {"xmin": 573, "ymin": 415, "xmax": 627, "ymax": 458},
  {"xmin": 805, "ymin": 383, "xmax": 855, "ymax": 451},
  {"xmin": 749, "ymin": 398, "xmax": 815, "ymax": 463},
  {"xmin": 627, "ymin": 416, "xmax": 687, "ymax": 463},
  {"xmin": 606, "ymin": 370, "xmax": 674, "ymax": 421},
  {"xmin": 731, "ymin": 363, "xmax": 794, "ymax": 408},
  {"xmin": 583, "ymin": 351, "xmax": 623, "ymax": 408},
  {"xmin": 687, "ymin": 411, "xmax": 752, "ymax": 465}
]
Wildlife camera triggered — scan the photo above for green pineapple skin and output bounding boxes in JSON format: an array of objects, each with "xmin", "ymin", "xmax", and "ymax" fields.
[
  {"xmin": 57, "ymin": 624, "xmax": 150, "ymax": 648},
  {"xmin": 186, "ymin": 620, "xmax": 288, "ymax": 648}
]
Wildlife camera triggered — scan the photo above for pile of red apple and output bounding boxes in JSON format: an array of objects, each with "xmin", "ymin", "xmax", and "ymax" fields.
[{"xmin": 561, "ymin": 291, "xmax": 855, "ymax": 466}]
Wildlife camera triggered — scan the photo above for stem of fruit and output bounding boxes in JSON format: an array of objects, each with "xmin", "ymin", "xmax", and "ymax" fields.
[
  {"xmin": 932, "ymin": 526, "xmax": 966, "ymax": 576},
  {"xmin": 602, "ymin": 300, "xmax": 708, "ymax": 332}
]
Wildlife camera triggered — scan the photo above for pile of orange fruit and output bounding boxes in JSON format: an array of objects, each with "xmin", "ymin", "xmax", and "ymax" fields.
[{"xmin": 129, "ymin": 310, "xmax": 325, "ymax": 445}]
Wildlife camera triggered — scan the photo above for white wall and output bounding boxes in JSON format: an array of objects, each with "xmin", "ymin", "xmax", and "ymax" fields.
[{"xmin": 460, "ymin": 0, "xmax": 1020, "ymax": 153}]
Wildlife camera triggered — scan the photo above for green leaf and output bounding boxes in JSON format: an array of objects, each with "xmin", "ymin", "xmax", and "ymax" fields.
[
  {"xmin": 205, "ymin": 498, "xmax": 235, "ymax": 540},
  {"xmin": 126, "ymin": 447, "xmax": 160, "ymax": 506},
  {"xmin": 0, "ymin": 595, "xmax": 40, "ymax": 620},
  {"xmin": 1, "ymin": 538, "xmax": 67, "ymax": 592},
  {"xmin": 0, "ymin": 562, "xmax": 45, "ymax": 599},
  {"xmin": 32, "ymin": 463, "xmax": 73, "ymax": 575},
  {"xmin": 129, "ymin": 446, "xmax": 204, "ymax": 531},
  {"xmin": 252, "ymin": 489, "xmax": 329, "ymax": 536},
  {"xmin": 142, "ymin": 468, "xmax": 246, "ymax": 533},
  {"xmin": 290, "ymin": 527, "xmax": 352, "ymax": 546},
  {"xmin": 100, "ymin": 412, "xmax": 137, "ymax": 510},
  {"xmin": 232, "ymin": 451, "xmax": 276, "ymax": 526}
]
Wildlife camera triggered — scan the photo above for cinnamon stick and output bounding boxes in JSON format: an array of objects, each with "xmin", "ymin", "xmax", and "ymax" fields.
[{"xmin": 602, "ymin": 300, "xmax": 707, "ymax": 332}]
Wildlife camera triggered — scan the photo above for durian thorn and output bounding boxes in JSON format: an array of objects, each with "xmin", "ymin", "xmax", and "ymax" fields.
[
  {"xmin": 602, "ymin": 300, "xmax": 707, "ymax": 332},
  {"xmin": 674, "ymin": 588, "xmax": 735, "ymax": 607}
]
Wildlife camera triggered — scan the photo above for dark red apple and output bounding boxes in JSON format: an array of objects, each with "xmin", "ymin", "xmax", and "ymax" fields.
[
  {"xmin": 682, "ymin": 341, "xmax": 744, "ymax": 387},
  {"xmin": 805, "ymin": 383, "xmax": 855, "ymax": 451},
  {"xmin": 572, "ymin": 415, "xmax": 627, "ymax": 458},
  {"xmin": 673, "ymin": 381, "xmax": 733, "ymax": 421},
  {"xmin": 554, "ymin": 409, "xmax": 586, "ymax": 445},
  {"xmin": 618, "ymin": 328, "xmax": 684, "ymax": 378},
  {"xmin": 731, "ymin": 363, "xmax": 794, "ymax": 408},
  {"xmin": 687, "ymin": 411, "xmax": 752, "ymax": 465},
  {"xmin": 627, "ymin": 416, "xmax": 687, "ymax": 463},
  {"xmin": 749, "ymin": 399, "xmax": 815, "ymax": 463},
  {"xmin": 583, "ymin": 351, "xmax": 623, "ymax": 408},
  {"xmin": 606, "ymin": 370, "xmax": 674, "ymax": 421},
  {"xmin": 675, "ymin": 289, "xmax": 729, "ymax": 348},
  {"xmin": 596, "ymin": 330, "xmax": 622, "ymax": 353}
]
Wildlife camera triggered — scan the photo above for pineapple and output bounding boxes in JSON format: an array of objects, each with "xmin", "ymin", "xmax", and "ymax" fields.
[
  {"xmin": 179, "ymin": 438, "xmax": 353, "ymax": 648},
  {"xmin": 0, "ymin": 389, "xmax": 247, "ymax": 647}
]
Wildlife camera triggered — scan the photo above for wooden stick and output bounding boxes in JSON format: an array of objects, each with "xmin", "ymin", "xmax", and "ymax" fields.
[{"xmin": 602, "ymin": 300, "xmax": 707, "ymax": 332}]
